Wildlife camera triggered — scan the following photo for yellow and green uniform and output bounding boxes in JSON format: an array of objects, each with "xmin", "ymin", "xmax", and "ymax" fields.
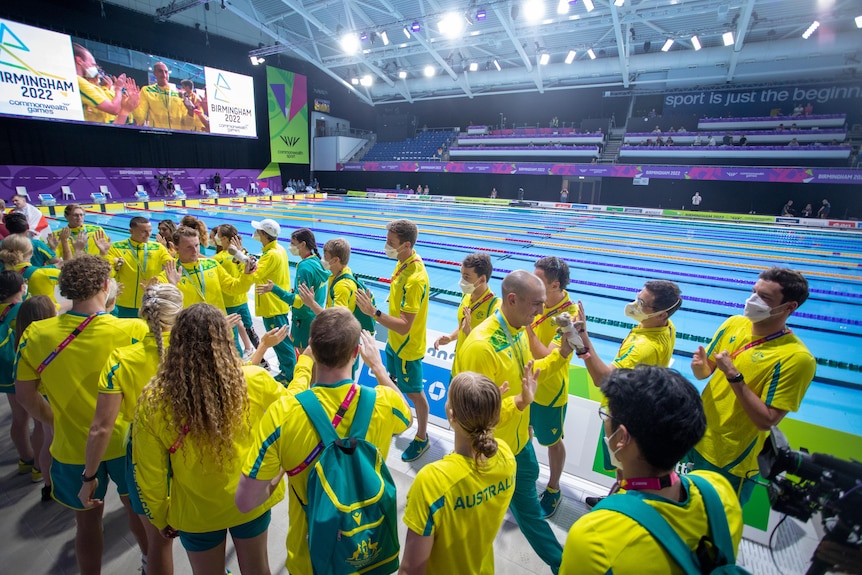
[
  {"xmin": 78, "ymin": 77, "xmax": 117, "ymax": 124},
  {"xmin": 169, "ymin": 257, "xmax": 253, "ymax": 313},
  {"xmin": 326, "ymin": 265, "xmax": 358, "ymax": 310},
  {"xmin": 134, "ymin": 84, "xmax": 194, "ymax": 131},
  {"xmin": 403, "ymin": 440, "xmax": 516, "ymax": 575},
  {"xmin": 531, "ymin": 294, "xmax": 574, "ymax": 409},
  {"xmin": 560, "ymin": 471, "xmax": 743, "ymax": 575},
  {"xmin": 15, "ymin": 312, "xmax": 149, "ymax": 464},
  {"xmin": 0, "ymin": 301, "xmax": 21, "ymax": 393},
  {"xmin": 30, "ymin": 238, "xmax": 56, "ymax": 267},
  {"xmin": 451, "ymin": 287, "xmax": 500, "ymax": 374},
  {"xmin": 13, "ymin": 262, "xmax": 61, "ymax": 305},
  {"xmin": 250, "ymin": 240, "xmax": 294, "ymax": 381},
  {"xmin": 695, "ymin": 316, "xmax": 815, "ymax": 484},
  {"xmin": 133, "ymin": 365, "xmax": 286, "ymax": 532},
  {"xmin": 242, "ymin": 380, "xmax": 410, "ymax": 575},
  {"xmin": 612, "ymin": 320, "xmax": 676, "ymax": 369},
  {"xmin": 387, "ymin": 251, "xmax": 430, "ymax": 362},
  {"xmin": 105, "ymin": 239, "xmax": 174, "ymax": 313},
  {"xmin": 212, "ymin": 250, "xmax": 250, "ymax": 309},
  {"xmin": 55, "ymin": 224, "xmax": 109, "ymax": 257},
  {"xmin": 456, "ymin": 309, "xmax": 567, "ymax": 571},
  {"xmin": 268, "ymin": 254, "xmax": 329, "ymax": 349}
]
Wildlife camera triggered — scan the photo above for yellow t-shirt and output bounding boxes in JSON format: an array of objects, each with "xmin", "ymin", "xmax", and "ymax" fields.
[
  {"xmin": 387, "ymin": 252, "xmax": 430, "ymax": 361},
  {"xmin": 252, "ymin": 241, "xmax": 291, "ymax": 318},
  {"xmin": 560, "ymin": 471, "xmax": 743, "ymax": 575},
  {"xmin": 456, "ymin": 310, "xmax": 567, "ymax": 455},
  {"xmin": 98, "ymin": 332, "xmax": 170, "ymax": 429},
  {"xmin": 133, "ymin": 365, "xmax": 287, "ymax": 532},
  {"xmin": 134, "ymin": 84, "xmax": 194, "ymax": 130},
  {"xmin": 56, "ymin": 224, "xmax": 109, "ymax": 257},
  {"xmin": 105, "ymin": 239, "xmax": 174, "ymax": 309},
  {"xmin": 696, "ymin": 315, "xmax": 815, "ymax": 478},
  {"xmin": 14, "ymin": 263, "xmax": 61, "ymax": 304},
  {"xmin": 403, "ymin": 440, "xmax": 516, "ymax": 575},
  {"xmin": 170, "ymin": 258, "xmax": 253, "ymax": 312},
  {"xmin": 212, "ymin": 250, "xmax": 250, "ymax": 308},
  {"xmin": 327, "ymin": 266, "xmax": 357, "ymax": 311},
  {"xmin": 451, "ymin": 288, "xmax": 500, "ymax": 374},
  {"xmin": 15, "ymin": 312, "xmax": 149, "ymax": 464},
  {"xmin": 612, "ymin": 320, "xmax": 677, "ymax": 369},
  {"xmin": 242, "ymin": 381, "xmax": 411, "ymax": 575},
  {"xmin": 531, "ymin": 294, "xmax": 575, "ymax": 408},
  {"xmin": 78, "ymin": 77, "xmax": 116, "ymax": 124}
]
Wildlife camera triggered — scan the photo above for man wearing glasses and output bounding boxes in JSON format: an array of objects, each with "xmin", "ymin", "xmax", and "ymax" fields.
[{"xmin": 575, "ymin": 280, "xmax": 682, "ymax": 507}]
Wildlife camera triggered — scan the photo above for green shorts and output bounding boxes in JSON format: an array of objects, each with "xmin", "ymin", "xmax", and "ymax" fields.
[
  {"xmin": 685, "ymin": 448, "xmax": 758, "ymax": 506},
  {"xmin": 114, "ymin": 305, "xmax": 139, "ymax": 319},
  {"xmin": 0, "ymin": 381, "xmax": 14, "ymax": 394},
  {"xmin": 385, "ymin": 344, "xmax": 424, "ymax": 394},
  {"xmin": 529, "ymin": 403, "xmax": 567, "ymax": 446},
  {"xmin": 225, "ymin": 303, "xmax": 254, "ymax": 330},
  {"xmin": 51, "ymin": 456, "xmax": 128, "ymax": 511},
  {"xmin": 178, "ymin": 510, "xmax": 272, "ymax": 552}
]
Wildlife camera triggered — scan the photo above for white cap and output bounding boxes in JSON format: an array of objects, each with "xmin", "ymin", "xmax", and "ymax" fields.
[{"xmin": 251, "ymin": 218, "xmax": 281, "ymax": 238}]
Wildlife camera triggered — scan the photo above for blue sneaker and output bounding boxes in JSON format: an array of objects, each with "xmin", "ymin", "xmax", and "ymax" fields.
[
  {"xmin": 401, "ymin": 436, "xmax": 430, "ymax": 462},
  {"xmin": 540, "ymin": 488, "xmax": 562, "ymax": 518}
]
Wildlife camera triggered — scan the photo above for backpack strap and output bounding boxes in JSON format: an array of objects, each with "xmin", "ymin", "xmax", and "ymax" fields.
[
  {"xmin": 594, "ymin": 492, "xmax": 701, "ymax": 575},
  {"xmin": 347, "ymin": 386, "xmax": 376, "ymax": 442},
  {"xmin": 687, "ymin": 474, "xmax": 737, "ymax": 564},
  {"xmin": 296, "ymin": 388, "xmax": 343, "ymax": 445}
]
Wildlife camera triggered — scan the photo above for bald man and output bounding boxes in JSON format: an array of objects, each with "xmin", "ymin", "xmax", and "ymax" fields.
[
  {"xmin": 134, "ymin": 61, "xmax": 195, "ymax": 130},
  {"xmin": 455, "ymin": 270, "xmax": 574, "ymax": 574}
]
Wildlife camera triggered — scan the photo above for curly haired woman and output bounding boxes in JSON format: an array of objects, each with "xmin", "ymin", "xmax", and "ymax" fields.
[{"xmin": 133, "ymin": 303, "xmax": 286, "ymax": 575}]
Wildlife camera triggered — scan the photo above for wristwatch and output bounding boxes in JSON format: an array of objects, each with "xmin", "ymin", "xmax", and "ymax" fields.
[
  {"xmin": 374, "ymin": 309, "xmax": 382, "ymax": 318},
  {"xmin": 81, "ymin": 470, "xmax": 98, "ymax": 483},
  {"xmin": 727, "ymin": 372, "xmax": 745, "ymax": 384}
]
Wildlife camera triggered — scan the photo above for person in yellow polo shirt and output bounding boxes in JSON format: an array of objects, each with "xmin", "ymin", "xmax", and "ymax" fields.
[
  {"xmin": 0, "ymin": 235, "xmax": 62, "ymax": 305},
  {"xmin": 211, "ymin": 225, "xmax": 258, "ymax": 357},
  {"xmin": 14, "ymin": 255, "xmax": 150, "ymax": 575},
  {"xmin": 400, "ymin": 370, "xmax": 525, "ymax": 575},
  {"xmin": 73, "ymin": 42, "xmax": 139, "ymax": 125},
  {"xmin": 79, "ymin": 282, "xmax": 183, "ymax": 575},
  {"xmin": 690, "ymin": 267, "xmax": 815, "ymax": 506},
  {"xmin": 134, "ymin": 304, "xmax": 286, "ymax": 574},
  {"xmin": 133, "ymin": 62, "xmax": 194, "ymax": 131},
  {"xmin": 433, "ymin": 252, "xmax": 499, "ymax": 374},
  {"xmin": 236, "ymin": 308, "xmax": 412, "ymax": 575},
  {"xmin": 55, "ymin": 204, "xmax": 111, "ymax": 259},
  {"xmin": 455, "ymin": 270, "xmax": 576, "ymax": 574},
  {"xmin": 527, "ymin": 256, "xmax": 576, "ymax": 519},
  {"xmin": 560, "ymin": 366, "xmax": 744, "ymax": 574},
  {"xmin": 356, "ymin": 219, "xmax": 431, "ymax": 462},
  {"xmin": 103, "ymin": 217, "xmax": 175, "ymax": 318},
  {"xmin": 575, "ymin": 279, "xmax": 681, "ymax": 507}
]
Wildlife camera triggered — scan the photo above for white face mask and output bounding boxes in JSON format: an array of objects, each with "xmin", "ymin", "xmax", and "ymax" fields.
[
  {"xmin": 624, "ymin": 299, "xmax": 678, "ymax": 323},
  {"xmin": 743, "ymin": 293, "xmax": 784, "ymax": 323},
  {"xmin": 288, "ymin": 244, "xmax": 300, "ymax": 256},
  {"xmin": 85, "ymin": 65, "xmax": 99, "ymax": 79},
  {"xmin": 252, "ymin": 231, "xmax": 261, "ymax": 242},
  {"xmin": 321, "ymin": 259, "xmax": 331, "ymax": 271},
  {"xmin": 603, "ymin": 427, "xmax": 624, "ymax": 469},
  {"xmin": 384, "ymin": 244, "xmax": 399, "ymax": 259},
  {"xmin": 459, "ymin": 278, "xmax": 476, "ymax": 294}
]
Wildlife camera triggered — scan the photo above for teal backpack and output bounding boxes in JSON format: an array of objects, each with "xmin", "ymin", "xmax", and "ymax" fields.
[
  {"xmin": 330, "ymin": 273, "xmax": 376, "ymax": 333},
  {"xmin": 295, "ymin": 386, "xmax": 399, "ymax": 575},
  {"xmin": 594, "ymin": 474, "xmax": 752, "ymax": 574},
  {"xmin": 0, "ymin": 303, "xmax": 20, "ymax": 387}
]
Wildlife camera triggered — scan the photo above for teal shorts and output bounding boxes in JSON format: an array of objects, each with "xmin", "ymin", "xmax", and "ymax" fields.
[
  {"xmin": 0, "ymin": 381, "xmax": 14, "ymax": 394},
  {"xmin": 291, "ymin": 316, "xmax": 312, "ymax": 349},
  {"xmin": 385, "ymin": 344, "xmax": 424, "ymax": 394},
  {"xmin": 114, "ymin": 305, "xmax": 139, "ymax": 319},
  {"xmin": 225, "ymin": 303, "xmax": 254, "ymax": 330},
  {"xmin": 685, "ymin": 448, "xmax": 758, "ymax": 506},
  {"xmin": 178, "ymin": 510, "xmax": 272, "ymax": 552},
  {"xmin": 529, "ymin": 403, "xmax": 567, "ymax": 446},
  {"xmin": 51, "ymin": 456, "xmax": 128, "ymax": 511}
]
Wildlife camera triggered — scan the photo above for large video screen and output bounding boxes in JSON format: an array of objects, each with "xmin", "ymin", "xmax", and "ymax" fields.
[{"xmin": 0, "ymin": 18, "xmax": 257, "ymax": 138}]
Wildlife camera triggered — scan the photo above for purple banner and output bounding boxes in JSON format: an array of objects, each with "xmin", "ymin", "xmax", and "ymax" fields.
[
  {"xmin": 340, "ymin": 161, "xmax": 862, "ymax": 185},
  {"xmin": 0, "ymin": 165, "xmax": 281, "ymax": 200}
]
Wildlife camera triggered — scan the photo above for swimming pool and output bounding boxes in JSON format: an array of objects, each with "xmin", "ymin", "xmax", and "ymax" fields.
[{"xmin": 84, "ymin": 196, "xmax": 862, "ymax": 438}]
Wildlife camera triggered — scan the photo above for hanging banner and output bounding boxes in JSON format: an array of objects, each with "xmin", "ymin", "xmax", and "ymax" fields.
[{"xmin": 267, "ymin": 66, "xmax": 308, "ymax": 164}]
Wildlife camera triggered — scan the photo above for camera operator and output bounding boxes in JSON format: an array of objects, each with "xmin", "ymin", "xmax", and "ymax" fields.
[
  {"xmin": 690, "ymin": 268, "xmax": 815, "ymax": 505},
  {"xmin": 560, "ymin": 365, "xmax": 744, "ymax": 574}
]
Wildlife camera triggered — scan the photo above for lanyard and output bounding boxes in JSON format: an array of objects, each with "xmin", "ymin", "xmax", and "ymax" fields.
[
  {"xmin": 180, "ymin": 263, "xmax": 206, "ymax": 300},
  {"xmin": 621, "ymin": 472, "xmax": 679, "ymax": 491},
  {"xmin": 495, "ymin": 309, "xmax": 525, "ymax": 380},
  {"xmin": 392, "ymin": 256, "xmax": 418, "ymax": 282},
  {"xmin": 288, "ymin": 383, "xmax": 359, "ymax": 477},
  {"xmin": 0, "ymin": 303, "xmax": 18, "ymax": 324},
  {"xmin": 531, "ymin": 298, "xmax": 573, "ymax": 328},
  {"xmin": 37, "ymin": 312, "xmax": 106, "ymax": 374},
  {"xmin": 730, "ymin": 329, "xmax": 791, "ymax": 359},
  {"xmin": 469, "ymin": 290, "xmax": 495, "ymax": 313},
  {"xmin": 127, "ymin": 240, "xmax": 149, "ymax": 277}
]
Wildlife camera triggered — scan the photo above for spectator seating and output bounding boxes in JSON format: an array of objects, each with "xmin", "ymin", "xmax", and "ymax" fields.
[
  {"xmin": 697, "ymin": 113, "xmax": 846, "ymax": 131},
  {"xmin": 624, "ymin": 128, "xmax": 846, "ymax": 145},
  {"xmin": 450, "ymin": 145, "xmax": 600, "ymax": 158},
  {"xmin": 619, "ymin": 145, "xmax": 850, "ymax": 160},
  {"xmin": 363, "ymin": 129, "xmax": 459, "ymax": 161}
]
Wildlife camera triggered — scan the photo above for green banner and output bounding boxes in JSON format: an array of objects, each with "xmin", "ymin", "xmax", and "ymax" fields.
[
  {"xmin": 662, "ymin": 209, "xmax": 775, "ymax": 222},
  {"xmin": 266, "ymin": 66, "xmax": 309, "ymax": 164}
]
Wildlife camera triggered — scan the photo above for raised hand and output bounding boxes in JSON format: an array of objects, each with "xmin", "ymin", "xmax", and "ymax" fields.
[{"xmin": 255, "ymin": 280, "xmax": 275, "ymax": 294}]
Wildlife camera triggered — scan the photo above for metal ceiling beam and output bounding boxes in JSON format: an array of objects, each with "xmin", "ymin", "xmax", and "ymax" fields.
[
  {"xmin": 493, "ymin": 6, "xmax": 533, "ymax": 72},
  {"xmin": 227, "ymin": 2, "xmax": 374, "ymax": 105},
  {"xmin": 609, "ymin": 2, "xmax": 630, "ymax": 88},
  {"xmin": 727, "ymin": 0, "xmax": 757, "ymax": 81}
]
